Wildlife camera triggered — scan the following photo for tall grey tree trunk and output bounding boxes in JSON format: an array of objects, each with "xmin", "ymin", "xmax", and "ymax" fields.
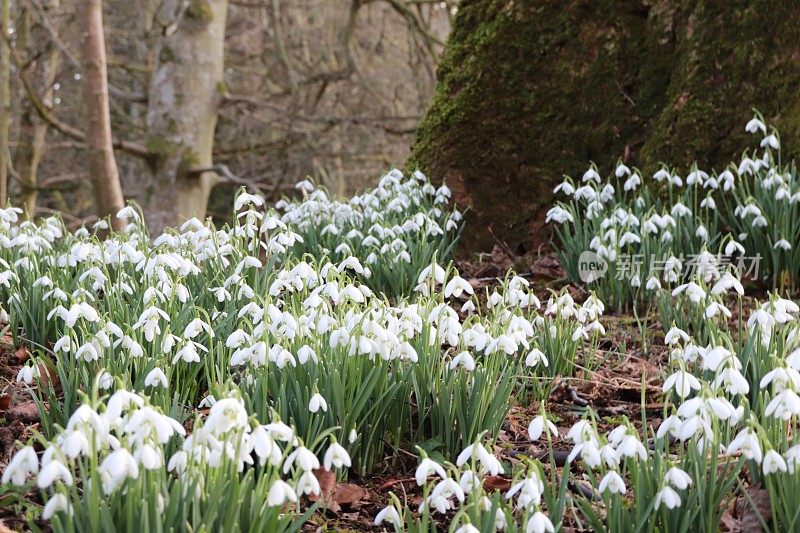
[
  {"xmin": 16, "ymin": 6, "xmax": 62, "ymax": 219},
  {"xmin": 143, "ymin": 0, "xmax": 228, "ymax": 235},
  {"xmin": 77, "ymin": 0, "xmax": 126, "ymax": 228}
]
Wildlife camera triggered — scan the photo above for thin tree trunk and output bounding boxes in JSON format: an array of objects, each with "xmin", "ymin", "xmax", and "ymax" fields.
[
  {"xmin": 16, "ymin": 10, "xmax": 61, "ymax": 219},
  {"xmin": 77, "ymin": 0, "xmax": 126, "ymax": 228},
  {"xmin": 142, "ymin": 0, "xmax": 228, "ymax": 235},
  {"xmin": 0, "ymin": 0, "xmax": 10, "ymax": 205}
]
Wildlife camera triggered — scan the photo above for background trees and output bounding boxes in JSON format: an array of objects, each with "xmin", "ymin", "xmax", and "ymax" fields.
[{"xmin": 0, "ymin": 0, "xmax": 455, "ymax": 232}]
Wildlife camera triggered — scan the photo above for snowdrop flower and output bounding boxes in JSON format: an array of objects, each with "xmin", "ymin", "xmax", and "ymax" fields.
[
  {"xmin": 545, "ymin": 206, "xmax": 573, "ymax": 224},
  {"xmin": 2, "ymin": 446, "xmax": 39, "ymax": 485},
  {"xmin": 183, "ymin": 318, "xmax": 213, "ymax": 339},
  {"xmin": 526, "ymin": 511, "xmax": 555, "ymax": 533},
  {"xmin": 444, "ymin": 276, "xmax": 474, "ymax": 298},
  {"xmin": 554, "ymin": 180, "xmax": 575, "ymax": 195},
  {"xmin": 614, "ymin": 163, "xmax": 631, "ymax": 178},
  {"xmin": 116, "ymin": 205, "xmax": 139, "ymax": 221},
  {"xmin": 765, "ymin": 389, "xmax": 800, "ymax": 420},
  {"xmin": 98, "ymin": 371, "xmax": 114, "ymax": 390},
  {"xmin": 746, "ymin": 117, "xmax": 767, "ymax": 134},
  {"xmin": 598, "ymin": 470, "xmax": 626, "ymax": 494},
  {"xmin": 664, "ymin": 326, "xmax": 689, "ymax": 346},
  {"xmin": 162, "ymin": 442, "xmax": 188, "ymax": 470},
  {"xmin": 203, "ymin": 398, "xmax": 248, "ymax": 437},
  {"xmin": 582, "ymin": 167, "xmax": 601, "ymax": 183},
  {"xmin": 654, "ymin": 486, "xmax": 681, "ymax": 510},
  {"xmin": 724, "ymin": 239, "xmax": 745, "ymax": 256},
  {"xmin": 432, "ymin": 477, "xmax": 466, "ymax": 504},
  {"xmin": 528, "ymin": 414, "xmax": 558, "ymax": 441},
  {"xmin": 324, "ymin": 441, "xmax": 351, "ymax": 470},
  {"xmin": 295, "ymin": 179, "xmax": 315, "ymax": 193},
  {"xmin": 686, "ymin": 170, "xmax": 708, "ymax": 187},
  {"xmin": 646, "ymin": 276, "xmax": 661, "ymax": 291},
  {"xmin": 711, "ymin": 272, "xmax": 744, "ymax": 295},
  {"xmin": 459, "ymin": 470, "xmax": 481, "ymax": 493},
  {"xmin": 624, "ymin": 173, "xmax": 641, "ymax": 192},
  {"xmin": 172, "ymin": 341, "xmax": 204, "ymax": 364},
  {"xmin": 283, "ymin": 446, "xmax": 320, "ymax": 473},
  {"xmin": 701, "ymin": 195, "xmax": 717, "ymax": 209},
  {"xmin": 36, "ymin": 459, "xmax": 72, "ymax": 489},
  {"xmin": 506, "ymin": 473, "xmax": 544, "ymax": 509},
  {"xmin": 198, "ymin": 395, "xmax": 216, "ymax": 409},
  {"xmin": 664, "ymin": 466, "xmax": 692, "ymax": 489},
  {"xmin": 308, "ymin": 392, "xmax": 328, "ymax": 413},
  {"xmin": 653, "ymin": 168, "xmax": 670, "ymax": 181},
  {"xmin": 763, "ymin": 449, "xmax": 788, "ymax": 475},
  {"xmin": 99, "ymin": 449, "xmax": 139, "ymax": 494},
  {"xmin": 374, "ymin": 505, "xmax": 402, "ymax": 527},
  {"xmin": 75, "ymin": 341, "xmax": 101, "ymax": 362},
  {"xmin": 672, "ymin": 282, "xmax": 706, "ymax": 303},
  {"xmin": 663, "ymin": 368, "xmax": 701, "ymax": 398},
  {"xmin": 617, "ymin": 433, "xmax": 647, "ymax": 460},
  {"xmin": 525, "ymin": 348, "xmax": 549, "ymax": 368},
  {"xmin": 144, "ymin": 368, "xmax": 168, "ymax": 388},
  {"xmin": 456, "ymin": 443, "xmax": 503, "ymax": 475},
  {"xmin": 415, "ymin": 457, "xmax": 447, "ymax": 486},
  {"xmin": 786, "ymin": 445, "xmax": 800, "ymax": 473},
  {"xmin": 42, "ymin": 493, "xmax": 73, "ymax": 520},
  {"xmin": 727, "ymin": 427, "xmax": 763, "ymax": 462},
  {"xmin": 234, "ymin": 191, "xmax": 264, "ymax": 211},
  {"xmin": 296, "ymin": 470, "xmax": 321, "ymax": 496},
  {"xmin": 774, "ymin": 239, "xmax": 792, "ymax": 251},
  {"xmin": 16, "ymin": 363, "xmax": 40, "ymax": 384},
  {"xmin": 268, "ymin": 479, "xmax": 298, "ymax": 506},
  {"xmin": 417, "ymin": 263, "xmax": 446, "ymax": 285},
  {"xmin": 449, "ymin": 351, "xmax": 476, "ymax": 371},
  {"xmin": 761, "ymin": 134, "xmax": 780, "ymax": 151}
]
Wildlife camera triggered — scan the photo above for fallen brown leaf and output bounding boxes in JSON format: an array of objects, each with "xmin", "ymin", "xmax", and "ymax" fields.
[
  {"xmin": 377, "ymin": 477, "xmax": 415, "ymax": 491},
  {"xmin": 13, "ymin": 345, "xmax": 30, "ymax": 363},
  {"xmin": 491, "ymin": 244, "xmax": 514, "ymax": 272},
  {"xmin": 333, "ymin": 483, "xmax": 369, "ymax": 506},
  {"xmin": 0, "ymin": 394, "xmax": 10, "ymax": 410},
  {"xmin": 309, "ymin": 468, "xmax": 337, "ymax": 507},
  {"xmin": 530, "ymin": 252, "xmax": 565, "ymax": 280},
  {"xmin": 37, "ymin": 363, "xmax": 60, "ymax": 388},
  {"xmin": 4, "ymin": 401, "xmax": 40, "ymax": 424},
  {"xmin": 737, "ymin": 486, "xmax": 771, "ymax": 532},
  {"xmin": 484, "ymin": 475, "xmax": 511, "ymax": 492}
]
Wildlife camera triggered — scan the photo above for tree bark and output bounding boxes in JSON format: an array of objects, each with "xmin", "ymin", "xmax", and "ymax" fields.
[
  {"xmin": 15, "ymin": 6, "xmax": 62, "ymax": 219},
  {"xmin": 142, "ymin": 0, "xmax": 228, "ymax": 235},
  {"xmin": 0, "ymin": 0, "xmax": 10, "ymax": 206},
  {"xmin": 77, "ymin": 0, "xmax": 126, "ymax": 228}
]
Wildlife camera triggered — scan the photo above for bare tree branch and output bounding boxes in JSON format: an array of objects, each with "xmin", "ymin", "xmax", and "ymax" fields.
[{"xmin": 1, "ymin": 27, "xmax": 150, "ymax": 159}]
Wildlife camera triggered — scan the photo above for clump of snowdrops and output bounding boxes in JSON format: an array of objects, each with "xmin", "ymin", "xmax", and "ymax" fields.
[
  {"xmin": 277, "ymin": 169, "xmax": 462, "ymax": 297},
  {"xmin": 370, "ymin": 262, "xmax": 800, "ymax": 531},
  {"xmin": 549, "ymin": 113, "xmax": 800, "ymax": 310},
  {"xmin": 2, "ymin": 387, "xmax": 345, "ymax": 532},
  {"xmin": 0, "ymin": 169, "xmax": 607, "ymax": 527}
]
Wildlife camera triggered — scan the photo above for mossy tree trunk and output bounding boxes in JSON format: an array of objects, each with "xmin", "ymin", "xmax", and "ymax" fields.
[
  {"xmin": 409, "ymin": 0, "xmax": 800, "ymax": 254},
  {"xmin": 142, "ymin": 0, "xmax": 228, "ymax": 235}
]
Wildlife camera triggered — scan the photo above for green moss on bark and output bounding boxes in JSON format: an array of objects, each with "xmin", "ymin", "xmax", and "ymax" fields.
[{"xmin": 410, "ymin": 0, "xmax": 800, "ymax": 254}]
